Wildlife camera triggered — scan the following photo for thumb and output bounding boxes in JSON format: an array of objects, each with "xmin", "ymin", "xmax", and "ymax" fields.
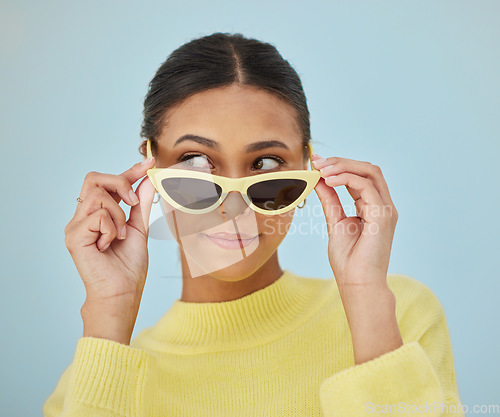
[
  {"xmin": 314, "ymin": 177, "xmax": 347, "ymax": 231},
  {"xmin": 128, "ymin": 175, "xmax": 156, "ymax": 238}
]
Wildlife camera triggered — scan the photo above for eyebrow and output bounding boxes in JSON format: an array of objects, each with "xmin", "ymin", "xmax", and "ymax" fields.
[{"xmin": 173, "ymin": 134, "xmax": 290, "ymax": 153}]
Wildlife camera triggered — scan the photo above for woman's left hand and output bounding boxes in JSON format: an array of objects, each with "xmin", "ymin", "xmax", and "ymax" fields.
[
  {"xmin": 311, "ymin": 153, "xmax": 402, "ymax": 364},
  {"xmin": 311, "ymin": 154, "xmax": 399, "ymax": 288}
]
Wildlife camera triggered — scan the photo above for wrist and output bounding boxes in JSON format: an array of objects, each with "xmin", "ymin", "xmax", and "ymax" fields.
[
  {"xmin": 337, "ymin": 282, "xmax": 403, "ymax": 364},
  {"xmin": 81, "ymin": 296, "xmax": 141, "ymax": 345},
  {"xmin": 338, "ymin": 281, "xmax": 395, "ymax": 314}
]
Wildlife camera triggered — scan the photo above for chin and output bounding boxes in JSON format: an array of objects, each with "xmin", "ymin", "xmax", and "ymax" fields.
[
  {"xmin": 203, "ymin": 264, "xmax": 258, "ymax": 282},
  {"xmin": 182, "ymin": 233, "xmax": 272, "ymax": 281}
]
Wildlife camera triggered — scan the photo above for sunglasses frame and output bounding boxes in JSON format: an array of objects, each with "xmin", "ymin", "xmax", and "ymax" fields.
[{"xmin": 145, "ymin": 139, "xmax": 321, "ymax": 215}]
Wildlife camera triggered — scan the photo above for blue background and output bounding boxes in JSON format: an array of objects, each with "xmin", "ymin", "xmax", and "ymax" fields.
[{"xmin": 1, "ymin": 1, "xmax": 499, "ymax": 415}]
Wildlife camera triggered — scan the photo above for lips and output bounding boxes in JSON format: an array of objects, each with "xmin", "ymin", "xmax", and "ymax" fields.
[
  {"xmin": 206, "ymin": 232, "xmax": 258, "ymax": 240},
  {"xmin": 202, "ymin": 232, "xmax": 260, "ymax": 250}
]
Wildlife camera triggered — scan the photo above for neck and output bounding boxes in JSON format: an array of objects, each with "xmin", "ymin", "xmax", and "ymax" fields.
[
  {"xmin": 152, "ymin": 268, "xmax": 329, "ymax": 352},
  {"xmin": 179, "ymin": 248, "xmax": 283, "ymax": 303}
]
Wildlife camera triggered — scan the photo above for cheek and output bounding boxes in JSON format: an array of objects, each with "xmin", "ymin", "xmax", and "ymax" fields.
[
  {"xmin": 163, "ymin": 204, "xmax": 200, "ymax": 239},
  {"xmin": 257, "ymin": 210, "xmax": 295, "ymax": 240}
]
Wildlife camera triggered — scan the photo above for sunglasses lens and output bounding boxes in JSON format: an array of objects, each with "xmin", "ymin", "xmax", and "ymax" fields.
[
  {"xmin": 247, "ymin": 179, "xmax": 307, "ymax": 211},
  {"xmin": 161, "ymin": 177, "xmax": 222, "ymax": 210}
]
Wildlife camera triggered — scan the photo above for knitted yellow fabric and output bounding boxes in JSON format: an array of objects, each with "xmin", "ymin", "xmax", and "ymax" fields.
[{"xmin": 43, "ymin": 270, "xmax": 464, "ymax": 416}]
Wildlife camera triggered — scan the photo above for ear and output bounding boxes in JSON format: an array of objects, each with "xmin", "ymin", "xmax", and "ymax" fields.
[{"xmin": 139, "ymin": 140, "xmax": 148, "ymax": 157}]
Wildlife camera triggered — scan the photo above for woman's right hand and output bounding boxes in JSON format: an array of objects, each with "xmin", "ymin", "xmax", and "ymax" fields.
[{"xmin": 64, "ymin": 157, "xmax": 156, "ymax": 344}]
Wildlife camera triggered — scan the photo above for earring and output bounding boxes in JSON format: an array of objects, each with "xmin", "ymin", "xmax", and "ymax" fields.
[
  {"xmin": 297, "ymin": 198, "xmax": 306, "ymax": 209},
  {"xmin": 152, "ymin": 192, "xmax": 160, "ymax": 204}
]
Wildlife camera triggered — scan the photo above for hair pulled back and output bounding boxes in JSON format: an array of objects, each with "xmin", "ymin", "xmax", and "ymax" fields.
[{"xmin": 139, "ymin": 32, "xmax": 310, "ymax": 159}]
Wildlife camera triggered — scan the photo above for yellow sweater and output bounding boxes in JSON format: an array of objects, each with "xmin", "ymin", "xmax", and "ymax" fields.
[{"xmin": 43, "ymin": 269, "xmax": 464, "ymax": 416}]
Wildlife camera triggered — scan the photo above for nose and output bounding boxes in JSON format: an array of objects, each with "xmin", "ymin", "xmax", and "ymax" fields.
[{"xmin": 219, "ymin": 191, "xmax": 251, "ymax": 220}]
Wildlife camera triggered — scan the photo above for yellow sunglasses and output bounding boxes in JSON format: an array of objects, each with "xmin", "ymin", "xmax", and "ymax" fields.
[{"xmin": 145, "ymin": 139, "xmax": 321, "ymax": 215}]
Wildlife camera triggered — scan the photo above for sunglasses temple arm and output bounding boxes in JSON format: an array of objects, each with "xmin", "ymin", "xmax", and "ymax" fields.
[
  {"xmin": 146, "ymin": 139, "xmax": 157, "ymax": 168},
  {"xmin": 307, "ymin": 142, "xmax": 317, "ymax": 171},
  {"xmin": 145, "ymin": 139, "xmax": 159, "ymax": 192}
]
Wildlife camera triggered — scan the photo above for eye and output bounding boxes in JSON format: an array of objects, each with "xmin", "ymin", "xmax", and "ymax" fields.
[
  {"xmin": 252, "ymin": 155, "xmax": 285, "ymax": 171},
  {"xmin": 178, "ymin": 153, "xmax": 214, "ymax": 170}
]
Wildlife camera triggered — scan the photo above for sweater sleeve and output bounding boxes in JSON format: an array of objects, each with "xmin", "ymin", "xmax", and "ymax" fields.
[
  {"xmin": 43, "ymin": 337, "xmax": 154, "ymax": 417},
  {"xmin": 319, "ymin": 279, "xmax": 464, "ymax": 417}
]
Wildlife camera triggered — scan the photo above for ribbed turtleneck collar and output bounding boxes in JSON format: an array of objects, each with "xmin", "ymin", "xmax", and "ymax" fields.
[{"xmin": 144, "ymin": 269, "xmax": 333, "ymax": 353}]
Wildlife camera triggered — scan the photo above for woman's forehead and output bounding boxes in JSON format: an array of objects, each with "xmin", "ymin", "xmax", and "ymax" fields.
[{"xmin": 159, "ymin": 85, "xmax": 302, "ymax": 147}]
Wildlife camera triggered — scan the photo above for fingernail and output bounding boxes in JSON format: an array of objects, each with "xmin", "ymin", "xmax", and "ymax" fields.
[
  {"xmin": 320, "ymin": 165, "xmax": 336, "ymax": 175},
  {"xmin": 120, "ymin": 225, "xmax": 127, "ymax": 239},
  {"xmin": 142, "ymin": 157, "xmax": 154, "ymax": 165},
  {"xmin": 312, "ymin": 158, "xmax": 326, "ymax": 167},
  {"xmin": 129, "ymin": 189, "xmax": 140, "ymax": 205},
  {"xmin": 100, "ymin": 242, "xmax": 110, "ymax": 252},
  {"xmin": 324, "ymin": 175, "xmax": 338, "ymax": 184}
]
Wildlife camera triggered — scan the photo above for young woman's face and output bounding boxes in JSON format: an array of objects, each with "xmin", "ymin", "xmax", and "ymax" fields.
[{"xmin": 155, "ymin": 83, "xmax": 308, "ymax": 281}]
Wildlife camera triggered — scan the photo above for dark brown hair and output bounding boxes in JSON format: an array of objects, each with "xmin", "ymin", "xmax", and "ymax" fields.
[{"xmin": 139, "ymin": 32, "xmax": 310, "ymax": 159}]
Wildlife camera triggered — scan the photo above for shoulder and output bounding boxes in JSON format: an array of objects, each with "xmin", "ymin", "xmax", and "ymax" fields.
[
  {"xmin": 290, "ymin": 271, "xmax": 445, "ymax": 316},
  {"xmin": 291, "ymin": 271, "xmax": 451, "ymax": 343},
  {"xmin": 386, "ymin": 273, "xmax": 443, "ymax": 309},
  {"xmin": 386, "ymin": 273, "xmax": 447, "ymax": 341},
  {"xmin": 387, "ymin": 273, "xmax": 438, "ymax": 298}
]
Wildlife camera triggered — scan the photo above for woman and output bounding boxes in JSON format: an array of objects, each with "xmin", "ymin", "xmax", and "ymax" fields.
[{"xmin": 43, "ymin": 32, "xmax": 464, "ymax": 416}]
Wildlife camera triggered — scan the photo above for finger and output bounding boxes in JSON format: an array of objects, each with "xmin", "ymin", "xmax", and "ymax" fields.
[
  {"xmin": 313, "ymin": 155, "xmax": 394, "ymax": 207},
  {"xmin": 312, "ymin": 155, "xmax": 365, "ymax": 169},
  {"xmin": 78, "ymin": 171, "xmax": 141, "ymax": 208},
  {"xmin": 318, "ymin": 159, "xmax": 395, "ymax": 208},
  {"xmin": 88, "ymin": 208, "xmax": 118, "ymax": 251},
  {"xmin": 119, "ymin": 157, "xmax": 156, "ymax": 187},
  {"xmin": 322, "ymin": 173, "xmax": 385, "ymax": 224},
  {"xmin": 312, "ymin": 155, "xmax": 364, "ymax": 205},
  {"xmin": 314, "ymin": 177, "xmax": 347, "ymax": 228},
  {"xmin": 311, "ymin": 155, "xmax": 336, "ymax": 170},
  {"xmin": 78, "ymin": 158, "xmax": 155, "ymax": 208},
  {"xmin": 66, "ymin": 208, "xmax": 118, "ymax": 253},
  {"xmin": 127, "ymin": 175, "xmax": 156, "ymax": 238},
  {"xmin": 73, "ymin": 186, "xmax": 128, "ymax": 240}
]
